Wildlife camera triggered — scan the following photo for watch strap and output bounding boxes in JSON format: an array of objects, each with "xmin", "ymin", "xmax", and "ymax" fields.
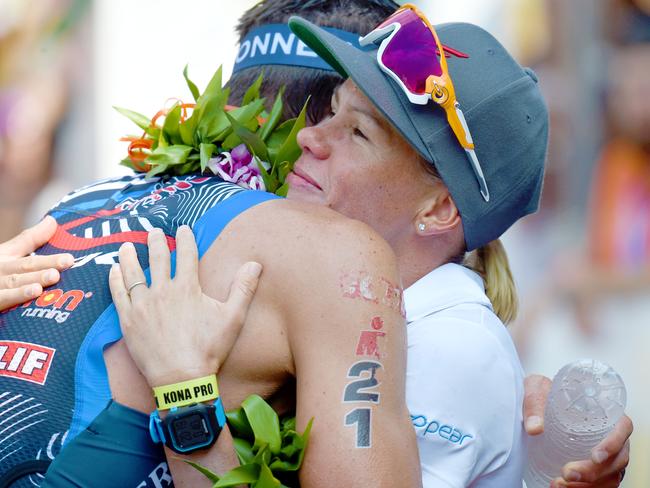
[
  {"xmin": 149, "ymin": 409, "xmax": 166, "ymax": 445},
  {"xmin": 214, "ymin": 396, "xmax": 226, "ymax": 427}
]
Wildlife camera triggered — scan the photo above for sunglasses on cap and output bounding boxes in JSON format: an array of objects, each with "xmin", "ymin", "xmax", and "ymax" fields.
[{"xmin": 360, "ymin": 3, "xmax": 490, "ymax": 202}]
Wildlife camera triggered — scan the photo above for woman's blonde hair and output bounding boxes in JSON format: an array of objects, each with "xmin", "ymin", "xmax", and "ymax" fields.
[{"xmin": 465, "ymin": 239, "xmax": 518, "ymax": 324}]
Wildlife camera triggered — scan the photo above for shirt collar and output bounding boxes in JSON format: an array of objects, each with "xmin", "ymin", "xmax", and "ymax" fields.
[{"xmin": 403, "ymin": 263, "xmax": 492, "ymax": 324}]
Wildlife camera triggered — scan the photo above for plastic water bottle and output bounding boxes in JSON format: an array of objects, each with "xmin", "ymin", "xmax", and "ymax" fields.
[{"xmin": 524, "ymin": 359, "xmax": 627, "ymax": 488}]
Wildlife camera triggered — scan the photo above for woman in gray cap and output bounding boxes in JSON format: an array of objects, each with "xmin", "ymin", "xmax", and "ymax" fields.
[{"xmin": 286, "ymin": 7, "xmax": 544, "ymax": 486}]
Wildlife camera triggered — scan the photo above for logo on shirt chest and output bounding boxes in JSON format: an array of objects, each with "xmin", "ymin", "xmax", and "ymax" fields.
[
  {"xmin": 0, "ymin": 341, "xmax": 56, "ymax": 385},
  {"xmin": 411, "ymin": 413, "xmax": 474, "ymax": 446},
  {"xmin": 17, "ymin": 288, "xmax": 93, "ymax": 324}
]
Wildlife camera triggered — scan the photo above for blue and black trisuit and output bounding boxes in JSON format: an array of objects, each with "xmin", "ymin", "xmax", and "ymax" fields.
[{"xmin": 0, "ymin": 173, "xmax": 278, "ymax": 487}]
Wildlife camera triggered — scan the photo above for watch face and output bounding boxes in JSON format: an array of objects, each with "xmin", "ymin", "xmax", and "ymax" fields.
[{"xmin": 171, "ymin": 412, "xmax": 211, "ymax": 448}]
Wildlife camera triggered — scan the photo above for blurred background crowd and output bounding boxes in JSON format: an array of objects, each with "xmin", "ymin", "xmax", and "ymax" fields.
[{"xmin": 0, "ymin": 0, "xmax": 647, "ymax": 485}]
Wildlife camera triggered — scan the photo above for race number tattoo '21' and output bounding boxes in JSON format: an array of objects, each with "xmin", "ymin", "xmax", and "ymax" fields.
[
  {"xmin": 343, "ymin": 316, "xmax": 385, "ymax": 448},
  {"xmin": 344, "ymin": 361, "xmax": 382, "ymax": 448}
]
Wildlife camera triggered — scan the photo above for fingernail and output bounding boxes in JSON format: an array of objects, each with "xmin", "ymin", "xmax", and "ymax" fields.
[
  {"xmin": 525, "ymin": 415, "xmax": 543, "ymax": 432},
  {"xmin": 44, "ymin": 269, "xmax": 58, "ymax": 282},
  {"xmin": 25, "ymin": 284, "xmax": 41, "ymax": 297},
  {"xmin": 245, "ymin": 262, "xmax": 262, "ymax": 278},
  {"xmin": 592, "ymin": 449, "xmax": 608, "ymax": 464},
  {"xmin": 58, "ymin": 254, "xmax": 74, "ymax": 267},
  {"xmin": 121, "ymin": 242, "xmax": 134, "ymax": 250},
  {"xmin": 565, "ymin": 470, "xmax": 581, "ymax": 482}
]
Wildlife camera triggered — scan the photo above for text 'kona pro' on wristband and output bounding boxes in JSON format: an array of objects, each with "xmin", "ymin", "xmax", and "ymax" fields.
[{"xmin": 152, "ymin": 374, "xmax": 219, "ymax": 410}]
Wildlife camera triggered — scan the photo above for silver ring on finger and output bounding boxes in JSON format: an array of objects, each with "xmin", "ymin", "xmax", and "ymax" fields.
[{"xmin": 127, "ymin": 280, "xmax": 147, "ymax": 296}]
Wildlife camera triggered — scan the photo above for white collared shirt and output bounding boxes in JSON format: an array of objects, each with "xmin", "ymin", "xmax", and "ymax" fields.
[{"xmin": 404, "ymin": 263, "xmax": 526, "ymax": 487}]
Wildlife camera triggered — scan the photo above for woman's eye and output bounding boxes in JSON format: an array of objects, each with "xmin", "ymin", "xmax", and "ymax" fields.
[{"xmin": 353, "ymin": 128, "xmax": 367, "ymax": 140}]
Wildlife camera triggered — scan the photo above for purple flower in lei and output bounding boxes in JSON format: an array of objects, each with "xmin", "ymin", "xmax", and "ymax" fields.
[{"xmin": 208, "ymin": 143, "xmax": 268, "ymax": 191}]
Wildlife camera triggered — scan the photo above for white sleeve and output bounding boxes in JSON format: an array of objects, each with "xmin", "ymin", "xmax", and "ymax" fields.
[{"xmin": 406, "ymin": 307, "xmax": 522, "ymax": 488}]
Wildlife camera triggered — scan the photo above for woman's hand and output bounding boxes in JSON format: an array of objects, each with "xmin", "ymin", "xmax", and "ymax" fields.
[
  {"xmin": 109, "ymin": 225, "xmax": 262, "ymax": 387},
  {"xmin": 0, "ymin": 216, "xmax": 73, "ymax": 310},
  {"xmin": 524, "ymin": 375, "xmax": 631, "ymax": 488}
]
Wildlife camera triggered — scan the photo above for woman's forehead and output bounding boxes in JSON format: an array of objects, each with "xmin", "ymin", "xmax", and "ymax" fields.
[
  {"xmin": 333, "ymin": 80, "xmax": 369, "ymax": 104},
  {"xmin": 333, "ymin": 81, "xmax": 393, "ymax": 132}
]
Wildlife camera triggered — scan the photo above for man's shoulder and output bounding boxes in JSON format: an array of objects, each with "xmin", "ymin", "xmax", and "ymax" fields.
[
  {"xmin": 224, "ymin": 199, "xmax": 395, "ymax": 261},
  {"xmin": 201, "ymin": 197, "xmax": 401, "ymax": 334}
]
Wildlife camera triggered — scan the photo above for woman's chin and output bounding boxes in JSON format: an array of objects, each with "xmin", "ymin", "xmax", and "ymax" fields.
[{"xmin": 286, "ymin": 184, "xmax": 325, "ymax": 205}]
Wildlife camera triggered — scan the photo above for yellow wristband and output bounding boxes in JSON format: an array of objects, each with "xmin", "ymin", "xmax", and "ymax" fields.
[{"xmin": 152, "ymin": 374, "xmax": 219, "ymax": 410}]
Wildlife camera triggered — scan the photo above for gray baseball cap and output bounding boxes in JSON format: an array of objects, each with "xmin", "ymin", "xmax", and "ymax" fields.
[{"xmin": 289, "ymin": 16, "xmax": 548, "ymax": 251}]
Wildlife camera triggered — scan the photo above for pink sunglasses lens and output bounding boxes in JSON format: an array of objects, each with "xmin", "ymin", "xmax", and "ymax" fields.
[{"xmin": 376, "ymin": 9, "xmax": 443, "ymax": 94}]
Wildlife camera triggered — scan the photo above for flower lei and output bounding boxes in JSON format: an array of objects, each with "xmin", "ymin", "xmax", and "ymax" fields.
[
  {"xmin": 116, "ymin": 65, "xmax": 307, "ymax": 196},
  {"xmin": 117, "ymin": 68, "xmax": 312, "ymax": 486}
]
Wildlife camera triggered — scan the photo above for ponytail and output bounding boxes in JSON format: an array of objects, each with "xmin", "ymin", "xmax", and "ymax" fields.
[{"xmin": 466, "ymin": 239, "xmax": 518, "ymax": 324}]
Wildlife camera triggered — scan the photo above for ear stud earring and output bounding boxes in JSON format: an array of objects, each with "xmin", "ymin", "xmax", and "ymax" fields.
[{"xmin": 418, "ymin": 223, "xmax": 426, "ymax": 232}]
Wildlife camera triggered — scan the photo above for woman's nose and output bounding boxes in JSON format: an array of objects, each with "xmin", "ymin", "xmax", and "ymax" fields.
[{"xmin": 297, "ymin": 124, "xmax": 330, "ymax": 160}]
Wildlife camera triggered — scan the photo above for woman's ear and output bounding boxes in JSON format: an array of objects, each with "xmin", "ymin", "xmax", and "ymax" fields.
[{"xmin": 414, "ymin": 185, "xmax": 461, "ymax": 236}]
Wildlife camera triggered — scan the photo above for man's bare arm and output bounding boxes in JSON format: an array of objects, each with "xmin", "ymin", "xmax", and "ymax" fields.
[
  {"xmin": 208, "ymin": 200, "xmax": 421, "ymax": 487},
  {"xmin": 288, "ymin": 223, "xmax": 420, "ymax": 487}
]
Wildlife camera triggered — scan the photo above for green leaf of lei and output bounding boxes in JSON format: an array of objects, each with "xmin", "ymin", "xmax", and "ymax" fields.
[
  {"xmin": 255, "ymin": 463, "xmax": 281, "ymax": 488},
  {"xmin": 242, "ymin": 72, "xmax": 264, "ymax": 106},
  {"xmin": 182, "ymin": 460, "xmax": 221, "ymax": 483},
  {"xmin": 146, "ymin": 145, "xmax": 193, "ymax": 166},
  {"xmin": 162, "ymin": 104, "xmax": 183, "ymax": 145},
  {"xmin": 274, "ymin": 97, "xmax": 308, "ymax": 168},
  {"xmin": 199, "ymin": 143, "xmax": 216, "ymax": 173},
  {"xmin": 183, "ymin": 64, "xmax": 200, "ymax": 102},
  {"xmin": 113, "ymin": 106, "xmax": 152, "ymax": 131},
  {"xmin": 214, "ymin": 464, "xmax": 261, "ymax": 487},
  {"xmin": 226, "ymin": 113, "xmax": 269, "ymax": 162},
  {"xmin": 242, "ymin": 395, "xmax": 282, "ymax": 454}
]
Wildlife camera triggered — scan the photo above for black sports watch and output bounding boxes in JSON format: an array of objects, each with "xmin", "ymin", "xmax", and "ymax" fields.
[{"xmin": 149, "ymin": 398, "xmax": 227, "ymax": 454}]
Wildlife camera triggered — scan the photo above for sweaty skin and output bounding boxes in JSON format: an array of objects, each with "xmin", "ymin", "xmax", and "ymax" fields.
[{"xmin": 104, "ymin": 198, "xmax": 421, "ymax": 487}]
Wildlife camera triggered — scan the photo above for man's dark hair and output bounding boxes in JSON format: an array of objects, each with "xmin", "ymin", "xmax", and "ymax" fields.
[{"xmin": 227, "ymin": 0, "xmax": 400, "ymax": 124}]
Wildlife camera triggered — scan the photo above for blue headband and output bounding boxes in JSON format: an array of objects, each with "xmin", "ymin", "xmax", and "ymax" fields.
[{"xmin": 232, "ymin": 23, "xmax": 361, "ymax": 74}]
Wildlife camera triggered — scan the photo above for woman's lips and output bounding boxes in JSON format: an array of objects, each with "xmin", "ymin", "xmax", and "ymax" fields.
[{"xmin": 287, "ymin": 168, "xmax": 322, "ymax": 190}]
